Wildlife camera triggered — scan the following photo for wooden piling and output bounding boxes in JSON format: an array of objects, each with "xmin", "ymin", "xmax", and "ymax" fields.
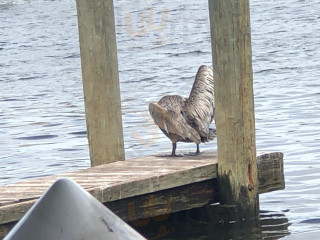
[
  {"xmin": 76, "ymin": 0, "xmax": 125, "ymax": 166},
  {"xmin": 208, "ymin": 0, "xmax": 259, "ymax": 218}
]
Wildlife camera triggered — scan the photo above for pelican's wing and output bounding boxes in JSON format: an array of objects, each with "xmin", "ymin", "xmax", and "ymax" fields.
[
  {"xmin": 183, "ymin": 65, "xmax": 215, "ymax": 137},
  {"xmin": 149, "ymin": 102, "xmax": 201, "ymax": 144}
]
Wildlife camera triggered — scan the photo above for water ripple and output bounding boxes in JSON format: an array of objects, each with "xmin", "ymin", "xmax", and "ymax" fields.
[
  {"xmin": 15, "ymin": 135, "xmax": 59, "ymax": 140},
  {"xmin": 0, "ymin": 0, "xmax": 320, "ymax": 238}
]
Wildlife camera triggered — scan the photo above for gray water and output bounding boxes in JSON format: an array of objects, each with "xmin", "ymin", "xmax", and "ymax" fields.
[{"xmin": 0, "ymin": 0, "xmax": 319, "ymax": 239}]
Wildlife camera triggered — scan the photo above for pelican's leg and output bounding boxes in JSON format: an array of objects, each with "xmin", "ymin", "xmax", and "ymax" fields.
[
  {"xmin": 170, "ymin": 143, "xmax": 183, "ymax": 157},
  {"xmin": 196, "ymin": 144, "xmax": 200, "ymax": 155},
  {"xmin": 171, "ymin": 143, "xmax": 177, "ymax": 156},
  {"xmin": 156, "ymin": 143, "xmax": 183, "ymax": 158},
  {"xmin": 185, "ymin": 144, "xmax": 201, "ymax": 156}
]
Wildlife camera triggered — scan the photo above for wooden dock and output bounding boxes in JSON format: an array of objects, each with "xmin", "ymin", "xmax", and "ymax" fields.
[
  {"xmin": 73, "ymin": 0, "xmax": 273, "ymax": 223},
  {"xmin": 0, "ymin": 0, "xmax": 285, "ymax": 238},
  {"xmin": 0, "ymin": 151, "xmax": 284, "ymax": 237}
]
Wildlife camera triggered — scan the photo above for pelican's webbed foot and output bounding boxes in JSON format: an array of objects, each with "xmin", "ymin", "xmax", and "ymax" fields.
[
  {"xmin": 185, "ymin": 152, "xmax": 200, "ymax": 156},
  {"xmin": 185, "ymin": 144, "xmax": 201, "ymax": 156},
  {"xmin": 170, "ymin": 143, "xmax": 183, "ymax": 157},
  {"xmin": 170, "ymin": 153, "xmax": 184, "ymax": 157},
  {"xmin": 156, "ymin": 154, "xmax": 183, "ymax": 158}
]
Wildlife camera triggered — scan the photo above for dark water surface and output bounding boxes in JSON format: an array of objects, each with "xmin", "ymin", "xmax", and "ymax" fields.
[{"xmin": 1, "ymin": 0, "xmax": 320, "ymax": 239}]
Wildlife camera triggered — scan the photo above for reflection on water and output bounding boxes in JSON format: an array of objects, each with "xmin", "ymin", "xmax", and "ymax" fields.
[
  {"xmin": 134, "ymin": 208, "xmax": 291, "ymax": 240},
  {"xmin": 1, "ymin": 0, "xmax": 320, "ymax": 238}
]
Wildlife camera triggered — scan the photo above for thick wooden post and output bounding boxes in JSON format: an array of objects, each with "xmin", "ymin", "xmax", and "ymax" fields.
[
  {"xmin": 208, "ymin": 0, "xmax": 259, "ymax": 219},
  {"xmin": 76, "ymin": 0, "xmax": 125, "ymax": 166}
]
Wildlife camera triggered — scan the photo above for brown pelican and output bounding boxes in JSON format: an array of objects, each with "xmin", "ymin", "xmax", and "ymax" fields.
[{"xmin": 149, "ymin": 65, "xmax": 216, "ymax": 156}]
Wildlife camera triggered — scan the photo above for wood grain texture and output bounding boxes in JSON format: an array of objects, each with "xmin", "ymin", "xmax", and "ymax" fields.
[
  {"xmin": 76, "ymin": 0, "xmax": 125, "ymax": 166},
  {"xmin": 0, "ymin": 152, "xmax": 218, "ymax": 225},
  {"xmin": 0, "ymin": 152, "xmax": 284, "ymax": 228},
  {"xmin": 257, "ymin": 152, "xmax": 285, "ymax": 194},
  {"xmin": 209, "ymin": 0, "xmax": 259, "ymax": 218},
  {"xmin": 106, "ymin": 179, "xmax": 218, "ymax": 223},
  {"xmin": 0, "ymin": 222, "xmax": 14, "ymax": 239}
]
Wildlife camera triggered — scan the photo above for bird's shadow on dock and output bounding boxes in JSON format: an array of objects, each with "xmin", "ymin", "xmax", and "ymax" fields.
[
  {"xmin": 155, "ymin": 154, "xmax": 184, "ymax": 158},
  {"xmin": 154, "ymin": 151, "xmax": 218, "ymax": 160}
]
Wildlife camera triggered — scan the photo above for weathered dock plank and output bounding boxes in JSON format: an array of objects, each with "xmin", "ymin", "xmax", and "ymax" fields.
[
  {"xmin": 257, "ymin": 151, "xmax": 285, "ymax": 194},
  {"xmin": 0, "ymin": 153, "xmax": 217, "ymax": 225},
  {"xmin": 0, "ymin": 151, "xmax": 284, "ymax": 231},
  {"xmin": 106, "ymin": 179, "xmax": 218, "ymax": 224}
]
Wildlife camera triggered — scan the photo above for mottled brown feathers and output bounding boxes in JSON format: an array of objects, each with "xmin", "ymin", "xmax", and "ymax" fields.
[
  {"xmin": 149, "ymin": 65, "xmax": 215, "ymax": 148},
  {"xmin": 184, "ymin": 65, "xmax": 214, "ymax": 139}
]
